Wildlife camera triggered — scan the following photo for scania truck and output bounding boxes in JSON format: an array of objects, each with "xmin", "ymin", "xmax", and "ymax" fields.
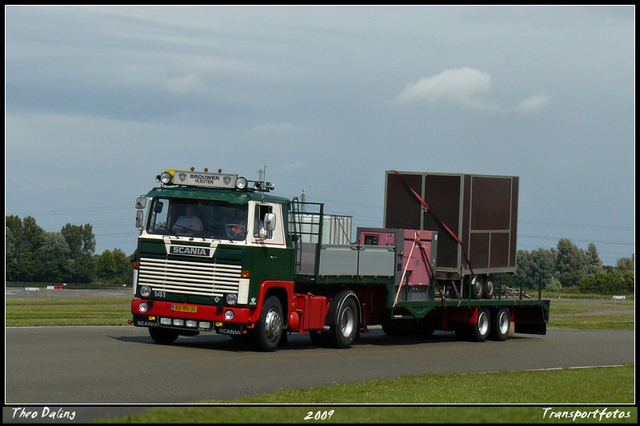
[{"xmin": 129, "ymin": 168, "xmax": 549, "ymax": 351}]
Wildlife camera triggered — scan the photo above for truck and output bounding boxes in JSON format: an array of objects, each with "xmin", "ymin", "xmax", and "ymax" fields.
[{"xmin": 129, "ymin": 167, "xmax": 550, "ymax": 351}]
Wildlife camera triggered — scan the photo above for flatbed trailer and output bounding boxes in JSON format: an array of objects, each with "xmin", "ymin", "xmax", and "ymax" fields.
[{"xmin": 129, "ymin": 168, "xmax": 550, "ymax": 351}]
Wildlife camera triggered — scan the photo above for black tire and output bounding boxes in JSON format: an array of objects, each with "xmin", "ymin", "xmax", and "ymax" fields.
[
  {"xmin": 470, "ymin": 307, "xmax": 490, "ymax": 342},
  {"xmin": 148, "ymin": 327, "xmax": 179, "ymax": 344},
  {"xmin": 490, "ymin": 307, "xmax": 510, "ymax": 341},
  {"xmin": 483, "ymin": 275, "xmax": 496, "ymax": 299},
  {"xmin": 251, "ymin": 295, "xmax": 283, "ymax": 352},
  {"xmin": 328, "ymin": 294, "xmax": 359, "ymax": 349},
  {"xmin": 470, "ymin": 275, "xmax": 484, "ymax": 300}
]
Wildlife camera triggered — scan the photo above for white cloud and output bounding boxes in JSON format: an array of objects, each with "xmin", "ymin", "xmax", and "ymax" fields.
[
  {"xmin": 392, "ymin": 67, "xmax": 549, "ymax": 113},
  {"xmin": 392, "ymin": 68, "xmax": 493, "ymax": 108},
  {"xmin": 515, "ymin": 93, "xmax": 550, "ymax": 113},
  {"xmin": 164, "ymin": 73, "xmax": 206, "ymax": 96}
]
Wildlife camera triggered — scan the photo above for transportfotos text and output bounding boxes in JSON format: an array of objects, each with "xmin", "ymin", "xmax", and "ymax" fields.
[{"xmin": 542, "ymin": 407, "xmax": 631, "ymax": 421}]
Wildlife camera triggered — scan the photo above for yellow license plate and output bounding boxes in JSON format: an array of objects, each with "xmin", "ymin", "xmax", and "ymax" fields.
[{"xmin": 171, "ymin": 304, "xmax": 197, "ymax": 313}]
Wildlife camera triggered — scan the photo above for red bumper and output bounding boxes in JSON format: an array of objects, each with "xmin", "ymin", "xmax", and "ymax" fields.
[{"xmin": 131, "ymin": 298, "xmax": 257, "ymax": 326}]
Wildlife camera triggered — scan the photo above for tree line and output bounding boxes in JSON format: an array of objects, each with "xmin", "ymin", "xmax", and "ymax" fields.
[
  {"xmin": 507, "ymin": 238, "xmax": 634, "ymax": 295},
  {"xmin": 5, "ymin": 215, "xmax": 635, "ymax": 294},
  {"xmin": 6, "ymin": 215, "xmax": 132, "ymax": 285}
]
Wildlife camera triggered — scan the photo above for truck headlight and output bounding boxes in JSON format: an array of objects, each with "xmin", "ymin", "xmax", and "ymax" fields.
[
  {"xmin": 139, "ymin": 302, "xmax": 148, "ymax": 313},
  {"xmin": 225, "ymin": 294, "xmax": 238, "ymax": 305},
  {"xmin": 159, "ymin": 171, "xmax": 173, "ymax": 184},
  {"xmin": 140, "ymin": 286, "xmax": 151, "ymax": 297},
  {"xmin": 236, "ymin": 177, "xmax": 247, "ymax": 190},
  {"xmin": 224, "ymin": 310, "xmax": 235, "ymax": 320}
]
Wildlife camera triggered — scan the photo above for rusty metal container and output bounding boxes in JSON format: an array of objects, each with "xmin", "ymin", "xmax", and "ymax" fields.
[{"xmin": 384, "ymin": 171, "xmax": 519, "ymax": 279}]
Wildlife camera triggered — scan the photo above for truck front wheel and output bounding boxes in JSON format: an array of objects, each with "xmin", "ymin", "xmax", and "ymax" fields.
[
  {"xmin": 148, "ymin": 327, "xmax": 179, "ymax": 344},
  {"xmin": 251, "ymin": 295, "xmax": 283, "ymax": 352}
]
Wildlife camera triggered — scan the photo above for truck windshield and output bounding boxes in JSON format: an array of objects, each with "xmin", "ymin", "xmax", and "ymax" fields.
[{"xmin": 147, "ymin": 198, "xmax": 249, "ymax": 241}]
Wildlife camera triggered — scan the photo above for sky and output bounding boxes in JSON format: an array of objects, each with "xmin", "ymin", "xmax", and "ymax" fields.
[{"xmin": 5, "ymin": 5, "xmax": 635, "ymax": 266}]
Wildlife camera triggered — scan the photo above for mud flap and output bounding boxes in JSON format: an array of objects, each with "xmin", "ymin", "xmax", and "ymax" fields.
[{"xmin": 514, "ymin": 321, "xmax": 547, "ymax": 335}]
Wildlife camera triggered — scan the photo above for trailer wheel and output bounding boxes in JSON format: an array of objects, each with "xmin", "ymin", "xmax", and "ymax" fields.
[
  {"xmin": 328, "ymin": 293, "xmax": 359, "ymax": 349},
  {"xmin": 470, "ymin": 275, "xmax": 484, "ymax": 300},
  {"xmin": 251, "ymin": 295, "xmax": 283, "ymax": 352},
  {"xmin": 470, "ymin": 307, "xmax": 490, "ymax": 342},
  {"xmin": 483, "ymin": 275, "xmax": 496, "ymax": 299},
  {"xmin": 148, "ymin": 327, "xmax": 179, "ymax": 344},
  {"xmin": 490, "ymin": 307, "xmax": 510, "ymax": 341}
]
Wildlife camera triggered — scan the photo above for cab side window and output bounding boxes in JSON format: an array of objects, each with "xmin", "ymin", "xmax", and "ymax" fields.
[{"xmin": 254, "ymin": 205, "xmax": 273, "ymax": 239}]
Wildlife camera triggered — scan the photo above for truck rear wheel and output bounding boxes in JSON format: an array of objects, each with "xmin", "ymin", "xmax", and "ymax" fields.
[
  {"xmin": 148, "ymin": 327, "xmax": 179, "ymax": 344},
  {"xmin": 251, "ymin": 295, "xmax": 283, "ymax": 352},
  {"xmin": 490, "ymin": 307, "xmax": 510, "ymax": 341}
]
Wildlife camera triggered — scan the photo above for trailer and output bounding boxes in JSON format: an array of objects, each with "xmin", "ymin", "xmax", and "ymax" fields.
[{"xmin": 129, "ymin": 168, "xmax": 550, "ymax": 351}]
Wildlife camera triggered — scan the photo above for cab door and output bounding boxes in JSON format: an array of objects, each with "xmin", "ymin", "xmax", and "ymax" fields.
[{"xmin": 246, "ymin": 202, "xmax": 293, "ymax": 295}]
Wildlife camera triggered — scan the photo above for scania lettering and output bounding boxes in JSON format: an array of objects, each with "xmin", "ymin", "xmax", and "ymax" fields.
[
  {"xmin": 130, "ymin": 167, "xmax": 550, "ymax": 351},
  {"xmin": 169, "ymin": 246, "xmax": 211, "ymax": 256}
]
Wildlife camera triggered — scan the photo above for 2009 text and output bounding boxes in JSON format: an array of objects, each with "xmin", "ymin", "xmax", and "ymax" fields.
[{"xmin": 304, "ymin": 410, "xmax": 335, "ymax": 421}]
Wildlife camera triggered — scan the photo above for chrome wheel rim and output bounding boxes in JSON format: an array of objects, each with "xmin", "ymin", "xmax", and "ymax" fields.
[
  {"xmin": 478, "ymin": 310, "xmax": 489, "ymax": 336},
  {"xmin": 265, "ymin": 308, "xmax": 282, "ymax": 341},
  {"xmin": 499, "ymin": 310, "xmax": 510, "ymax": 335},
  {"xmin": 340, "ymin": 306, "xmax": 355, "ymax": 337}
]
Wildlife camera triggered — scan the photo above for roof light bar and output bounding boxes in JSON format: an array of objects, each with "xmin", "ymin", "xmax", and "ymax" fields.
[{"xmin": 156, "ymin": 169, "xmax": 274, "ymax": 192}]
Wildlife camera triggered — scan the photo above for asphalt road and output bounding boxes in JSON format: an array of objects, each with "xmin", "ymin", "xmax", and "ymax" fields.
[{"xmin": 6, "ymin": 325, "xmax": 634, "ymax": 407}]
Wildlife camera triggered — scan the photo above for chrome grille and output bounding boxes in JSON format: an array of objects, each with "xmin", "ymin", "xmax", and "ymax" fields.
[{"xmin": 138, "ymin": 257, "xmax": 241, "ymax": 297}]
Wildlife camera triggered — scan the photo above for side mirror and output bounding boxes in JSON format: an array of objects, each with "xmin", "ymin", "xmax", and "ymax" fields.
[
  {"xmin": 135, "ymin": 210, "xmax": 144, "ymax": 229},
  {"xmin": 264, "ymin": 212, "xmax": 276, "ymax": 231},
  {"xmin": 135, "ymin": 196, "xmax": 147, "ymax": 209}
]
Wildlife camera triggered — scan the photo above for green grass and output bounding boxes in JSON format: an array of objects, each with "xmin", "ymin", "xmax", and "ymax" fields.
[
  {"xmin": 5, "ymin": 297, "xmax": 131, "ymax": 327},
  {"xmin": 546, "ymin": 298, "xmax": 634, "ymax": 330},
  {"xmin": 93, "ymin": 366, "xmax": 636, "ymax": 423},
  {"xmin": 222, "ymin": 365, "xmax": 634, "ymax": 404},
  {"xmin": 549, "ymin": 315, "xmax": 634, "ymax": 330},
  {"xmin": 93, "ymin": 405, "xmax": 637, "ymax": 424}
]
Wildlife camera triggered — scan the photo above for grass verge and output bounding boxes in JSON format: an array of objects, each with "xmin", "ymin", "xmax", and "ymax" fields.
[
  {"xmin": 93, "ymin": 366, "xmax": 635, "ymax": 423},
  {"xmin": 5, "ymin": 297, "xmax": 131, "ymax": 327},
  {"xmin": 223, "ymin": 365, "xmax": 635, "ymax": 404},
  {"xmin": 547, "ymin": 298, "xmax": 634, "ymax": 330},
  {"xmin": 93, "ymin": 406, "xmax": 638, "ymax": 424}
]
